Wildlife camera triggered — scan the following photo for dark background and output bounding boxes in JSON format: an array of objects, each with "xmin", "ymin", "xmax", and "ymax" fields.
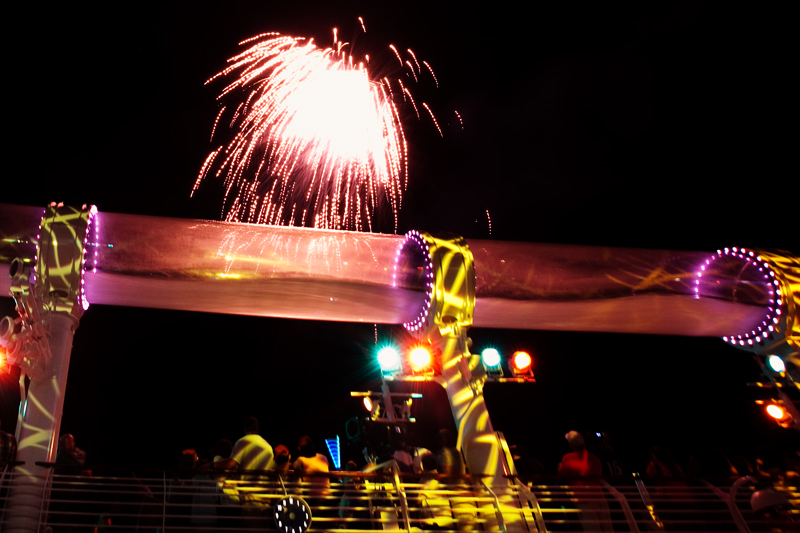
[{"xmin": 1, "ymin": 2, "xmax": 796, "ymax": 473}]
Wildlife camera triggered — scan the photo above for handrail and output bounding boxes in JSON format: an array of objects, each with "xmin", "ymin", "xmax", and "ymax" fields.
[
  {"xmin": 516, "ymin": 479, "xmax": 548, "ymax": 533},
  {"xmin": 389, "ymin": 460, "xmax": 412, "ymax": 532},
  {"xmin": 39, "ymin": 464, "xmax": 54, "ymax": 531},
  {"xmin": 633, "ymin": 472, "xmax": 664, "ymax": 530},
  {"xmin": 480, "ymin": 479, "xmax": 507, "ymax": 532},
  {"xmin": 161, "ymin": 471, "xmax": 166, "ymax": 533},
  {"xmin": 704, "ymin": 479, "xmax": 753, "ymax": 533},
  {"xmin": 599, "ymin": 478, "xmax": 641, "ymax": 533},
  {"xmin": 4, "ymin": 467, "xmax": 790, "ymax": 532}
]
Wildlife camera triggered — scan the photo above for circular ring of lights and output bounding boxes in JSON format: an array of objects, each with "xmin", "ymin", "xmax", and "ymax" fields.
[
  {"xmin": 696, "ymin": 246, "xmax": 786, "ymax": 348},
  {"xmin": 274, "ymin": 495, "xmax": 312, "ymax": 533},
  {"xmin": 80, "ymin": 205, "xmax": 99, "ymax": 311},
  {"xmin": 393, "ymin": 230, "xmax": 434, "ymax": 332}
]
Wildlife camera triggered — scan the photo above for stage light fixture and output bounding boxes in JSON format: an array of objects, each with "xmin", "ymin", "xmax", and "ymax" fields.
[
  {"xmin": 766, "ymin": 355, "xmax": 786, "ymax": 374},
  {"xmin": 766, "ymin": 403, "xmax": 786, "ymax": 420},
  {"xmin": 481, "ymin": 348, "xmax": 501, "ymax": 368},
  {"xmin": 377, "ymin": 346, "xmax": 401, "ymax": 373},
  {"xmin": 409, "ymin": 346, "xmax": 432, "ymax": 372},
  {"xmin": 511, "ymin": 351, "xmax": 532, "ymax": 375}
]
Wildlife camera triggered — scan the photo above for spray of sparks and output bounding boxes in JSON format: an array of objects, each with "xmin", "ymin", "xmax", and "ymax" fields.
[{"xmin": 194, "ymin": 25, "xmax": 442, "ymax": 232}]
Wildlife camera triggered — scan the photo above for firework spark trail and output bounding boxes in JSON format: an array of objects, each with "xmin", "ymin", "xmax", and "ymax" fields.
[{"xmin": 195, "ymin": 28, "xmax": 447, "ymax": 232}]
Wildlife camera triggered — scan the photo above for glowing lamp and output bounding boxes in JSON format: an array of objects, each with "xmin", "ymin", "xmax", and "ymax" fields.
[
  {"xmin": 363, "ymin": 397, "xmax": 373, "ymax": 412},
  {"xmin": 511, "ymin": 351, "xmax": 532, "ymax": 374},
  {"xmin": 766, "ymin": 355, "xmax": 786, "ymax": 373},
  {"xmin": 482, "ymin": 348, "xmax": 501, "ymax": 368},
  {"xmin": 409, "ymin": 346, "xmax": 433, "ymax": 372},
  {"xmin": 766, "ymin": 404, "xmax": 786, "ymax": 420},
  {"xmin": 377, "ymin": 346, "xmax": 401, "ymax": 372}
]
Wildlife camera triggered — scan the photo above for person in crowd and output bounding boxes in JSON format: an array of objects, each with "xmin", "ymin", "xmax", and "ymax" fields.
[
  {"xmin": 645, "ymin": 445, "xmax": 692, "ymax": 516},
  {"xmin": 0, "ymin": 418, "xmax": 16, "ymax": 465},
  {"xmin": 393, "ymin": 441, "xmax": 414, "ymax": 473},
  {"xmin": 584, "ymin": 431, "xmax": 625, "ymax": 478},
  {"xmin": 293, "ymin": 436, "xmax": 329, "ymax": 484},
  {"xmin": 418, "ymin": 454, "xmax": 452, "ymax": 530},
  {"xmin": 433, "ymin": 429, "xmax": 473, "ymax": 530},
  {"xmin": 274, "ymin": 444, "xmax": 292, "ymax": 475},
  {"xmin": 55, "ymin": 433, "xmax": 91, "ymax": 476},
  {"xmin": 509, "ymin": 444, "xmax": 546, "ymax": 477},
  {"xmin": 293, "ymin": 436, "xmax": 330, "ymax": 518},
  {"xmin": 434, "ymin": 429, "xmax": 465, "ymax": 480},
  {"xmin": 167, "ymin": 449, "xmax": 198, "ymax": 529},
  {"xmin": 558, "ymin": 431, "xmax": 611, "ymax": 532},
  {"xmin": 646, "ymin": 446, "xmax": 684, "ymax": 478},
  {"xmin": 687, "ymin": 433, "xmax": 738, "ymax": 479},
  {"xmin": 209, "ymin": 439, "xmax": 233, "ymax": 464},
  {"xmin": 412, "ymin": 447, "xmax": 434, "ymax": 475},
  {"xmin": 209, "ymin": 417, "xmax": 274, "ymax": 478},
  {"xmin": 339, "ymin": 460, "xmax": 366, "ymax": 528},
  {"xmin": 558, "ymin": 431, "xmax": 601, "ymax": 477}
]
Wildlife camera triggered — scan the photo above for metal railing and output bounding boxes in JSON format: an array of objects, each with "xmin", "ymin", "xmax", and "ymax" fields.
[{"xmin": 1, "ymin": 464, "xmax": 797, "ymax": 532}]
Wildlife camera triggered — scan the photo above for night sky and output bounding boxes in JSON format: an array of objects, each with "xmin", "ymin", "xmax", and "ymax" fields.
[{"xmin": 1, "ymin": 2, "xmax": 796, "ymax": 473}]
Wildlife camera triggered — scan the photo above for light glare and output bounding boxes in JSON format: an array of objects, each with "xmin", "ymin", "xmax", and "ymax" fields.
[
  {"xmin": 377, "ymin": 346, "xmax": 401, "ymax": 372},
  {"xmin": 409, "ymin": 346, "xmax": 432, "ymax": 370},
  {"xmin": 766, "ymin": 355, "xmax": 786, "ymax": 373},
  {"xmin": 766, "ymin": 404, "xmax": 786, "ymax": 420},
  {"xmin": 482, "ymin": 348, "xmax": 501, "ymax": 367},
  {"xmin": 512, "ymin": 351, "xmax": 532, "ymax": 372}
]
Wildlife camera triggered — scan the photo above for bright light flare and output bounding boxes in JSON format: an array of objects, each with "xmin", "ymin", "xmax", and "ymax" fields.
[
  {"xmin": 377, "ymin": 346, "xmax": 401, "ymax": 372},
  {"xmin": 409, "ymin": 346, "xmax": 432, "ymax": 371},
  {"xmin": 481, "ymin": 348, "xmax": 501, "ymax": 367},
  {"xmin": 512, "ymin": 351, "xmax": 532, "ymax": 373},
  {"xmin": 766, "ymin": 355, "xmax": 786, "ymax": 373},
  {"xmin": 766, "ymin": 404, "xmax": 786, "ymax": 420}
]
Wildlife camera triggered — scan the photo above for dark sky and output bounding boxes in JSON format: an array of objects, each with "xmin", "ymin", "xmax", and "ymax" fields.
[{"xmin": 2, "ymin": 2, "xmax": 796, "ymax": 472}]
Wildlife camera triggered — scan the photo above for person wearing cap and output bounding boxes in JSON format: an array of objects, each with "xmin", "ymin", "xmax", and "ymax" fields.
[
  {"xmin": 558, "ymin": 430, "xmax": 612, "ymax": 531},
  {"xmin": 559, "ymin": 431, "xmax": 602, "ymax": 477}
]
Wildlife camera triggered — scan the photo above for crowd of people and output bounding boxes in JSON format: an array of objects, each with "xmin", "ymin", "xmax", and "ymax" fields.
[{"xmin": 3, "ymin": 417, "xmax": 798, "ymax": 531}]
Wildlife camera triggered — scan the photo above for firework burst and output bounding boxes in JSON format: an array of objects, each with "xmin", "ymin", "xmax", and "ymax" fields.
[{"xmin": 195, "ymin": 26, "xmax": 438, "ymax": 232}]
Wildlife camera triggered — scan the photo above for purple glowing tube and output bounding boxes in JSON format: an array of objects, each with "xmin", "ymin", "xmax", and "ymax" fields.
[{"xmin": 0, "ymin": 204, "xmax": 785, "ymax": 338}]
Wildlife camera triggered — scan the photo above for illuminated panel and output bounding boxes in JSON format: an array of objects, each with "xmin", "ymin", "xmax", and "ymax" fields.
[
  {"xmin": 324, "ymin": 436, "xmax": 341, "ymax": 469},
  {"xmin": 696, "ymin": 247, "xmax": 785, "ymax": 348}
]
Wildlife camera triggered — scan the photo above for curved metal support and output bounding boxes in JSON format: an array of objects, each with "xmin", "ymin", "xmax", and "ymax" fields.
[
  {"xmin": 4, "ymin": 203, "xmax": 94, "ymax": 533},
  {"xmin": 514, "ymin": 480, "xmax": 548, "ymax": 533},
  {"xmin": 480, "ymin": 479, "xmax": 507, "ymax": 532},
  {"xmin": 398, "ymin": 232, "xmax": 504, "ymax": 483},
  {"xmin": 599, "ymin": 478, "xmax": 641, "ymax": 533},
  {"xmin": 704, "ymin": 479, "xmax": 752, "ymax": 533}
]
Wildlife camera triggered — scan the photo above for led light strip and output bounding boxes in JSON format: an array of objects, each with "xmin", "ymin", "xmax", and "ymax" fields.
[
  {"xmin": 697, "ymin": 246, "xmax": 784, "ymax": 347},
  {"xmin": 393, "ymin": 230, "xmax": 434, "ymax": 332},
  {"xmin": 80, "ymin": 205, "xmax": 99, "ymax": 311}
]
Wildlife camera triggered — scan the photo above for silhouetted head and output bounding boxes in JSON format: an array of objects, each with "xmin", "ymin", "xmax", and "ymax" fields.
[
  {"xmin": 275, "ymin": 445, "xmax": 291, "ymax": 464},
  {"xmin": 565, "ymin": 431, "xmax": 585, "ymax": 452},
  {"xmin": 179, "ymin": 449, "xmax": 198, "ymax": 469},
  {"xmin": 59, "ymin": 434, "xmax": 75, "ymax": 452},
  {"xmin": 298, "ymin": 436, "xmax": 316, "ymax": 458},
  {"xmin": 211, "ymin": 439, "xmax": 233, "ymax": 459},
  {"xmin": 243, "ymin": 417, "xmax": 259, "ymax": 435},
  {"xmin": 436, "ymin": 429, "xmax": 456, "ymax": 449}
]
